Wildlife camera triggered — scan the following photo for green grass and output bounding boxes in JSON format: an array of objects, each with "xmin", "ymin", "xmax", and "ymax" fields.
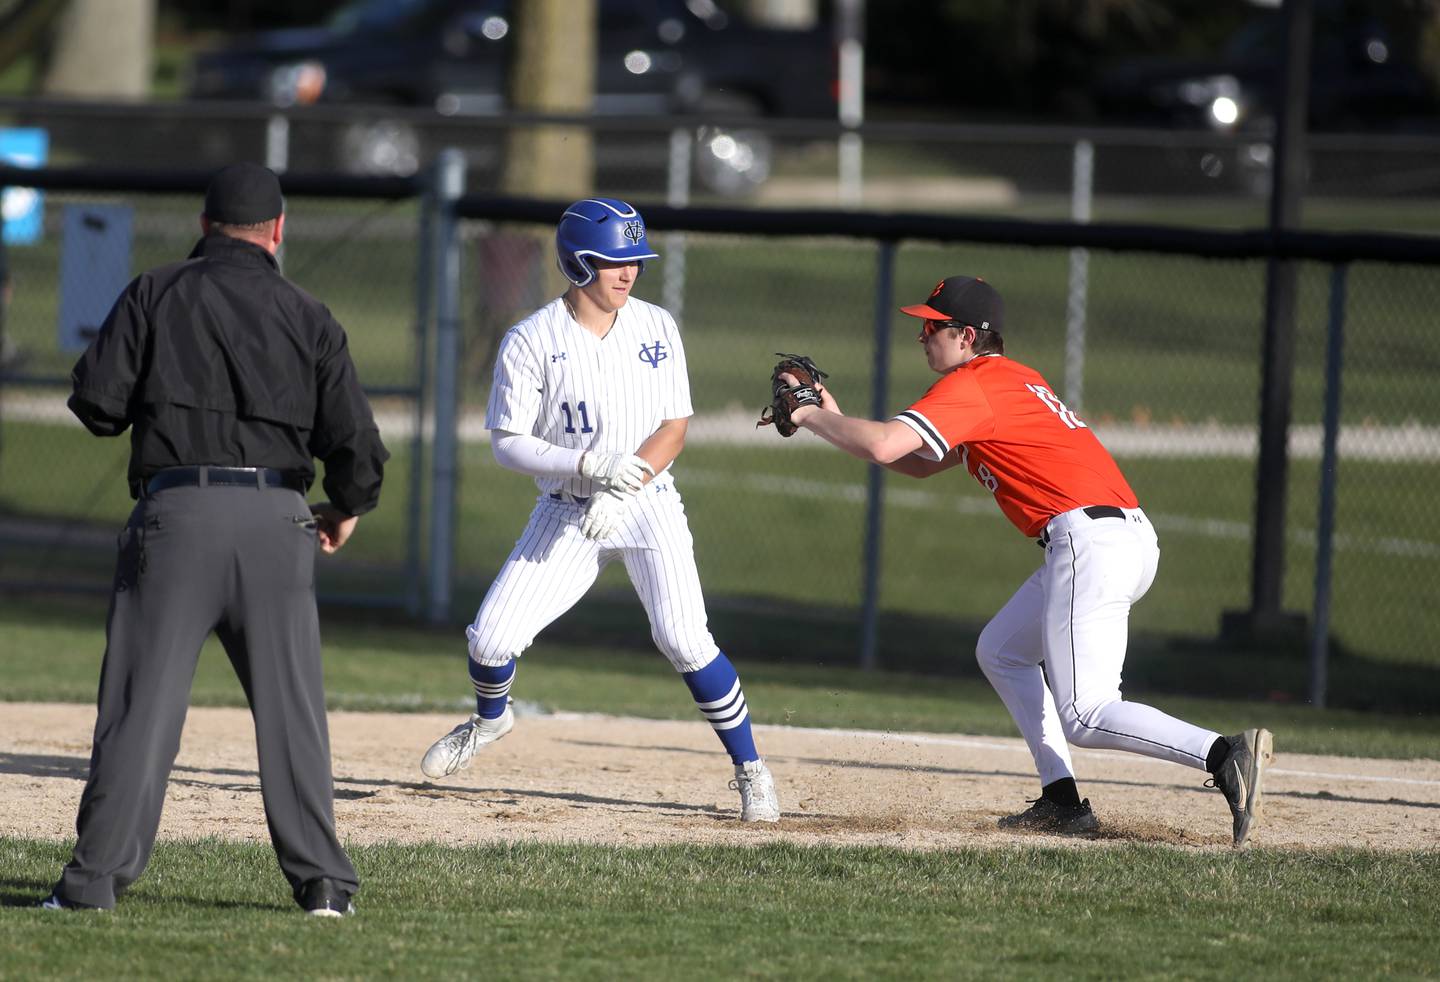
[
  {"xmin": 2, "ymin": 596, "xmax": 1437, "ymax": 978},
  {"xmin": 3, "ymin": 593, "xmax": 1437, "ymax": 760},
  {"xmin": 3, "ymin": 839, "xmax": 1437, "ymax": 980}
]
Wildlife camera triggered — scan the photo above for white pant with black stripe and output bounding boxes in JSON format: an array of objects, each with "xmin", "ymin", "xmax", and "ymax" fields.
[
  {"xmin": 466, "ymin": 480, "xmax": 720, "ymax": 673},
  {"xmin": 975, "ymin": 506, "xmax": 1221, "ymax": 787}
]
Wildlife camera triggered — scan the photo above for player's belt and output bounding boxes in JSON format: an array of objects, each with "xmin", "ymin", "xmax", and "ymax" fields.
[
  {"xmin": 549, "ymin": 491, "xmax": 591, "ymax": 505},
  {"xmin": 145, "ymin": 466, "xmax": 306, "ymax": 495},
  {"xmin": 1037, "ymin": 505, "xmax": 1127, "ymax": 547}
]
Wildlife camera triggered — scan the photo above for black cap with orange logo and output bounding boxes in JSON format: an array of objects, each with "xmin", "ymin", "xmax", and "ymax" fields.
[{"xmin": 900, "ymin": 276, "xmax": 1004, "ymax": 333}]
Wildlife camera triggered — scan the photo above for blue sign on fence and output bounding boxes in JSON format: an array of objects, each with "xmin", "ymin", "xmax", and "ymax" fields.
[
  {"xmin": 58, "ymin": 204, "xmax": 134, "ymax": 353},
  {"xmin": 0, "ymin": 128, "xmax": 49, "ymax": 245}
]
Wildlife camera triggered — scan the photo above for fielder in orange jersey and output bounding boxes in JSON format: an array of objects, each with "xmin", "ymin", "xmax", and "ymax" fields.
[{"xmin": 781, "ymin": 274, "xmax": 1273, "ymax": 845}]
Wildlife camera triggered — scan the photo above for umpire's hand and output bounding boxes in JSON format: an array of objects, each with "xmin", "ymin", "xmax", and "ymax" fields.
[{"xmin": 311, "ymin": 503, "xmax": 358, "ymax": 554}]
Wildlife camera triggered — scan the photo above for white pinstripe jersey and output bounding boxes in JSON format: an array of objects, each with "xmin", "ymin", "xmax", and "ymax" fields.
[{"xmin": 485, "ymin": 295, "xmax": 693, "ymax": 498}]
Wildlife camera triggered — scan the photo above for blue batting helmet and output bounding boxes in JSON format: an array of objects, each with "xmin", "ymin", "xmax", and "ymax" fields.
[{"xmin": 555, "ymin": 197, "xmax": 660, "ymax": 287}]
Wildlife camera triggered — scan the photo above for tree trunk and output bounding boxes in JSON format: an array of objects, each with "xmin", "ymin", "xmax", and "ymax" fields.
[
  {"xmin": 502, "ymin": 0, "xmax": 595, "ymax": 198},
  {"xmin": 42, "ymin": 0, "xmax": 155, "ymax": 100},
  {"xmin": 475, "ymin": 0, "xmax": 598, "ymax": 388}
]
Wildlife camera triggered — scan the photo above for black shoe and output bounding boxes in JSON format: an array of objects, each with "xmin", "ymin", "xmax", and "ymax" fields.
[
  {"xmin": 998, "ymin": 797, "xmax": 1100, "ymax": 835},
  {"xmin": 39, "ymin": 892, "xmax": 107, "ymax": 912},
  {"xmin": 299, "ymin": 878, "xmax": 354, "ymax": 917},
  {"xmin": 1206, "ymin": 728, "xmax": 1274, "ymax": 847}
]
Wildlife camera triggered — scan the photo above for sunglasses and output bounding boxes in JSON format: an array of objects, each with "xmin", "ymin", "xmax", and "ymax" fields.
[{"xmin": 921, "ymin": 318, "xmax": 963, "ymax": 338}]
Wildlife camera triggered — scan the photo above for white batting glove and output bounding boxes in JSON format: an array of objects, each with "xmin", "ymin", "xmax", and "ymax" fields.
[
  {"xmin": 579, "ymin": 488, "xmax": 631, "ymax": 541},
  {"xmin": 579, "ymin": 451, "xmax": 654, "ymax": 495}
]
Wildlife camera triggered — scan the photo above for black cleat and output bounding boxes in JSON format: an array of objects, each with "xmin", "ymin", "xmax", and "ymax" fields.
[
  {"xmin": 1207, "ymin": 728, "xmax": 1274, "ymax": 847},
  {"xmin": 998, "ymin": 796, "xmax": 1100, "ymax": 835}
]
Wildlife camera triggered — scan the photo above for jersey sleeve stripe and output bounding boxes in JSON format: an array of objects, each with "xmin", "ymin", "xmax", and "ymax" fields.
[{"xmin": 894, "ymin": 410, "xmax": 949, "ymax": 459}]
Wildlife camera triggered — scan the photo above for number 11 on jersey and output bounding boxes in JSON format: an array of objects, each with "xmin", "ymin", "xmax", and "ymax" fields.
[{"xmin": 560, "ymin": 401, "xmax": 594, "ymax": 434}]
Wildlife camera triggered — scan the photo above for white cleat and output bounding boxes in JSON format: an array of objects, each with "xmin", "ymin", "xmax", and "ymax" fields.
[
  {"xmin": 731, "ymin": 758, "xmax": 781, "ymax": 823},
  {"xmin": 420, "ymin": 702, "xmax": 515, "ymax": 779}
]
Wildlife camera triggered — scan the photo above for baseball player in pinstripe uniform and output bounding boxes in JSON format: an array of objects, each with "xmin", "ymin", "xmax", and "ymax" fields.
[
  {"xmin": 779, "ymin": 275, "xmax": 1272, "ymax": 845},
  {"xmin": 420, "ymin": 198, "xmax": 780, "ymax": 822}
]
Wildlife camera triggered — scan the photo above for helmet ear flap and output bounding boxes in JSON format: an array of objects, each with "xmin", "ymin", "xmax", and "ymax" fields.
[{"xmin": 558, "ymin": 252, "xmax": 594, "ymax": 287}]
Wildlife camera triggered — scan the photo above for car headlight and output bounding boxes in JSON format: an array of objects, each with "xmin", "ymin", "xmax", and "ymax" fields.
[
  {"xmin": 1209, "ymin": 95, "xmax": 1240, "ymax": 127},
  {"xmin": 1173, "ymin": 74, "xmax": 1245, "ymax": 130},
  {"xmin": 268, "ymin": 61, "xmax": 327, "ymax": 107}
]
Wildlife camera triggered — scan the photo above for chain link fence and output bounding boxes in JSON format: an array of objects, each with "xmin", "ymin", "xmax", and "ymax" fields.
[
  {"xmin": 2, "ymin": 102, "xmax": 1438, "ymax": 707},
  {"xmin": 0, "ymin": 186, "xmax": 427, "ymax": 609},
  {"xmin": 446, "ymin": 224, "xmax": 1438, "ymax": 695}
]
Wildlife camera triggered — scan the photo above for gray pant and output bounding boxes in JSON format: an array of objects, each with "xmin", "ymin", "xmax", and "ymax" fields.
[{"xmin": 56, "ymin": 482, "xmax": 358, "ymax": 909}]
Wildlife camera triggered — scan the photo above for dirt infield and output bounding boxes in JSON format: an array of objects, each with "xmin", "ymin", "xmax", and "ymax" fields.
[{"xmin": 3, "ymin": 702, "xmax": 1437, "ymax": 851}]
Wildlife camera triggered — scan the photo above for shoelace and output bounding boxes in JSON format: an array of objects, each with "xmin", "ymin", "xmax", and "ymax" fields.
[{"xmin": 444, "ymin": 722, "xmax": 480, "ymax": 772}]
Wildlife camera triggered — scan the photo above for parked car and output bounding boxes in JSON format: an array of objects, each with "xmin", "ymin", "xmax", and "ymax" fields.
[
  {"xmin": 1094, "ymin": 0, "xmax": 1440, "ymax": 192},
  {"xmin": 186, "ymin": 0, "xmax": 837, "ymax": 195}
]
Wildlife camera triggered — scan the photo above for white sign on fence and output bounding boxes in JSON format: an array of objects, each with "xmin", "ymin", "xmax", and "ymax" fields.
[{"xmin": 57, "ymin": 204, "xmax": 134, "ymax": 352}]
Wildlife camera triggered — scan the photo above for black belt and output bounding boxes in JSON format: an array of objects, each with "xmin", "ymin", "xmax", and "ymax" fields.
[
  {"xmin": 145, "ymin": 466, "xmax": 306, "ymax": 495},
  {"xmin": 1037, "ymin": 505, "xmax": 1126, "ymax": 547},
  {"xmin": 549, "ymin": 491, "xmax": 590, "ymax": 505}
]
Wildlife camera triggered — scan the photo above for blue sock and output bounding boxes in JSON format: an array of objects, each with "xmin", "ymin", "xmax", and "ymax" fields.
[
  {"xmin": 682, "ymin": 652, "xmax": 758, "ymax": 765},
  {"xmin": 469, "ymin": 658, "xmax": 516, "ymax": 719}
]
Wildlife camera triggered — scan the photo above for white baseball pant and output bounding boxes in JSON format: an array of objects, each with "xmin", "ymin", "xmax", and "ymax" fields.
[
  {"xmin": 976, "ymin": 506, "xmax": 1221, "ymax": 786},
  {"xmin": 466, "ymin": 480, "xmax": 720, "ymax": 673}
]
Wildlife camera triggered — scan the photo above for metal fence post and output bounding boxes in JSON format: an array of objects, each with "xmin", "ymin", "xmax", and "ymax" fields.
[
  {"xmin": 663, "ymin": 127, "xmax": 691, "ymax": 322},
  {"xmin": 859, "ymin": 239, "xmax": 897, "ymax": 671},
  {"xmin": 1228, "ymin": 0, "xmax": 1312, "ymax": 644},
  {"xmin": 265, "ymin": 114, "xmax": 290, "ymax": 172},
  {"xmin": 836, "ymin": 0, "xmax": 865, "ymax": 206},
  {"xmin": 1309, "ymin": 262, "xmax": 1348, "ymax": 708},
  {"xmin": 266, "ymin": 115, "xmax": 290, "ymax": 271},
  {"xmin": 426, "ymin": 149, "xmax": 466, "ymax": 624},
  {"xmin": 405, "ymin": 162, "xmax": 436, "ymax": 617},
  {"xmin": 1064, "ymin": 138, "xmax": 1093, "ymax": 410}
]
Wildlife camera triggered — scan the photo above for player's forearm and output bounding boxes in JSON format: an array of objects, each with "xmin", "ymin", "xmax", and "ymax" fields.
[
  {"xmin": 795, "ymin": 408, "xmax": 912, "ymax": 464},
  {"xmin": 491, "ymin": 431, "xmax": 585, "ymax": 479},
  {"xmin": 635, "ymin": 418, "xmax": 687, "ymax": 477}
]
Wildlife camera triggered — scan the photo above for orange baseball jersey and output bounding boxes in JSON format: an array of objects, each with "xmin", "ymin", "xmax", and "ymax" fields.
[{"xmin": 894, "ymin": 354, "xmax": 1137, "ymax": 537}]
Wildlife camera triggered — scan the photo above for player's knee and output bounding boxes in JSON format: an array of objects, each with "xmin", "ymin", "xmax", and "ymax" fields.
[
  {"xmin": 654, "ymin": 632, "xmax": 718, "ymax": 673},
  {"xmin": 975, "ymin": 621, "xmax": 1009, "ymax": 671},
  {"xmin": 466, "ymin": 622, "xmax": 526, "ymax": 666},
  {"xmin": 974, "ymin": 635, "xmax": 996, "ymax": 671},
  {"xmin": 1059, "ymin": 713, "xmax": 1097, "ymax": 746},
  {"xmin": 1058, "ymin": 694, "xmax": 1119, "ymax": 747}
]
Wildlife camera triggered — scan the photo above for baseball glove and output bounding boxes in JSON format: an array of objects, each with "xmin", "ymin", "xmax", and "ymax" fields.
[{"xmin": 757, "ymin": 352, "xmax": 828, "ymax": 438}]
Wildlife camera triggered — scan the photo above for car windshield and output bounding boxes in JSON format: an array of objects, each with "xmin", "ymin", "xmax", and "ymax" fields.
[{"xmin": 326, "ymin": 0, "xmax": 443, "ymax": 34}]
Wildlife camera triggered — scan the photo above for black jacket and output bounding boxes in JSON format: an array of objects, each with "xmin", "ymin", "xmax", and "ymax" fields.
[{"xmin": 68, "ymin": 233, "xmax": 388, "ymax": 516}]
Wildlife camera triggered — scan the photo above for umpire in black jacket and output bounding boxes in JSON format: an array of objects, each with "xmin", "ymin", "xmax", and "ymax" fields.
[{"xmin": 45, "ymin": 163, "xmax": 389, "ymax": 917}]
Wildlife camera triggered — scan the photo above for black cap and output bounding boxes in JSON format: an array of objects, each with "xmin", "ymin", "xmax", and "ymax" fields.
[
  {"xmin": 900, "ymin": 276, "xmax": 1004, "ymax": 333},
  {"xmin": 203, "ymin": 163, "xmax": 284, "ymax": 224}
]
